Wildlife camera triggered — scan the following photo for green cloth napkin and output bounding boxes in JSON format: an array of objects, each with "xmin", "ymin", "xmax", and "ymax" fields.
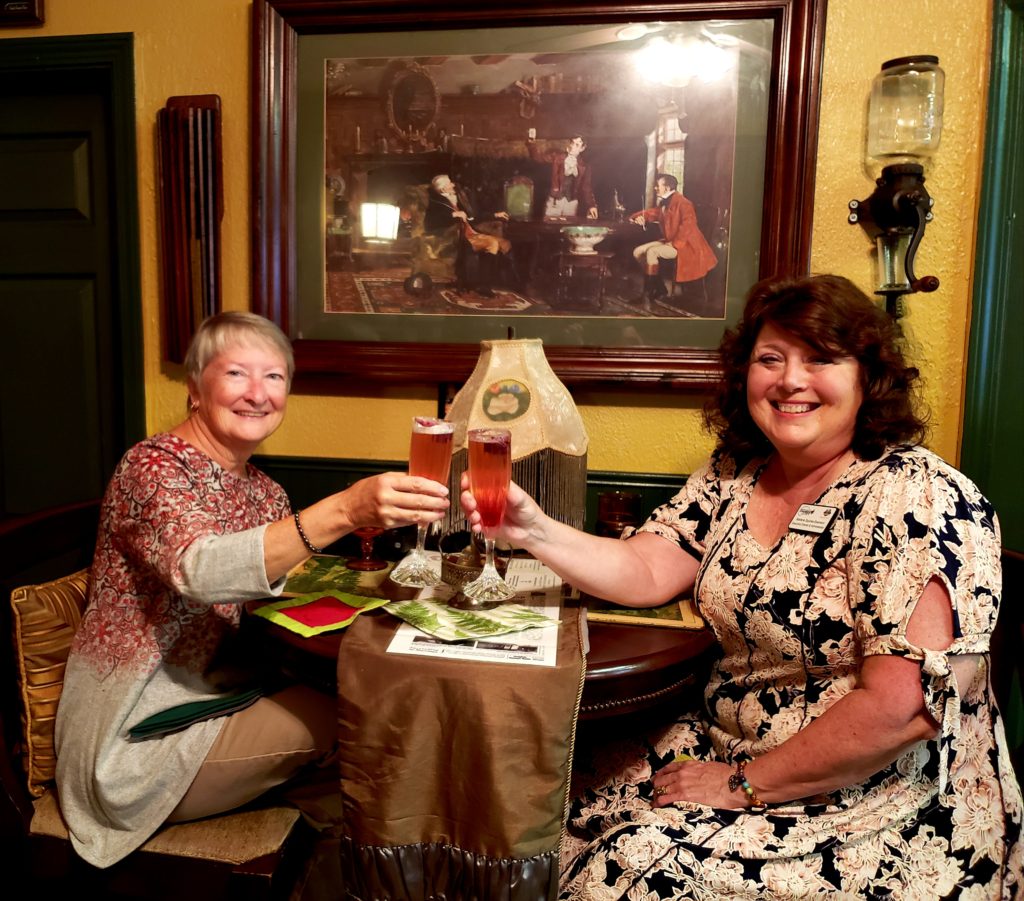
[
  {"xmin": 282, "ymin": 554, "xmax": 370, "ymax": 596},
  {"xmin": 251, "ymin": 591, "xmax": 391, "ymax": 637},
  {"xmin": 385, "ymin": 599, "xmax": 558, "ymax": 642},
  {"xmin": 127, "ymin": 686, "xmax": 263, "ymax": 741}
]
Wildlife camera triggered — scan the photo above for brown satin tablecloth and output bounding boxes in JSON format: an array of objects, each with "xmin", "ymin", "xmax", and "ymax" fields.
[{"xmin": 336, "ymin": 603, "xmax": 587, "ymax": 901}]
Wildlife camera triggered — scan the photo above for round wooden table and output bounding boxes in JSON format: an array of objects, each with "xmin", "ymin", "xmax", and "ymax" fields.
[
  {"xmin": 581, "ymin": 618, "xmax": 714, "ymax": 719},
  {"xmin": 246, "ymin": 598, "xmax": 715, "ymax": 722}
]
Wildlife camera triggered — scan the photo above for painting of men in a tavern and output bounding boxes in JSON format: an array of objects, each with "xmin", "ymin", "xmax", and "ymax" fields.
[{"xmin": 323, "ymin": 26, "xmax": 748, "ymax": 324}]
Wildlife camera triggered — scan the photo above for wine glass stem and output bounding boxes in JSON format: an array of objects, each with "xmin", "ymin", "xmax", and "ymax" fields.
[
  {"xmin": 483, "ymin": 537, "xmax": 496, "ymax": 573},
  {"xmin": 414, "ymin": 523, "xmax": 428, "ymax": 554}
]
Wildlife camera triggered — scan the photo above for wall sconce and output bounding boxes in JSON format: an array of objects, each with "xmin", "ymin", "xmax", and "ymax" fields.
[
  {"xmin": 848, "ymin": 56, "xmax": 944, "ymax": 316},
  {"xmin": 360, "ymin": 202, "xmax": 400, "ymax": 242}
]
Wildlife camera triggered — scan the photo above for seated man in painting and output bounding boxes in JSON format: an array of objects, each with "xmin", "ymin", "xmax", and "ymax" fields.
[
  {"xmin": 424, "ymin": 174, "xmax": 514, "ymax": 298},
  {"xmin": 630, "ymin": 173, "xmax": 717, "ymax": 303},
  {"xmin": 527, "ymin": 134, "xmax": 599, "ymax": 220}
]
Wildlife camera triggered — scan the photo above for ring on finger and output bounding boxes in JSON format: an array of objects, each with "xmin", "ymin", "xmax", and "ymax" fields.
[{"xmin": 653, "ymin": 785, "xmax": 668, "ymax": 798}]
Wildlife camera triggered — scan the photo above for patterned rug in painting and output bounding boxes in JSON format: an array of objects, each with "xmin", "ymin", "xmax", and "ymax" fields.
[{"xmin": 325, "ymin": 268, "xmax": 720, "ymax": 320}]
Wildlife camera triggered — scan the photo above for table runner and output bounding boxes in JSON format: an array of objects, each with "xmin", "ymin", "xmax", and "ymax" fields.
[{"xmin": 336, "ymin": 603, "xmax": 587, "ymax": 901}]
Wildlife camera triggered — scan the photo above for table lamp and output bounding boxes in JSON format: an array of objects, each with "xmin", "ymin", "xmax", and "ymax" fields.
[{"xmin": 443, "ymin": 338, "xmax": 588, "ymax": 532}]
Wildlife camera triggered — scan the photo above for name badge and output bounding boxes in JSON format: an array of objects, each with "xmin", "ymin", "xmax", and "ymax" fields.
[{"xmin": 789, "ymin": 503, "xmax": 839, "ymax": 535}]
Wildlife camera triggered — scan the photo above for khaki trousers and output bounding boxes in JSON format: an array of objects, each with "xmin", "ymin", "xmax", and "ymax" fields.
[
  {"xmin": 632, "ymin": 239, "xmax": 678, "ymax": 268},
  {"xmin": 167, "ymin": 684, "xmax": 338, "ymax": 823}
]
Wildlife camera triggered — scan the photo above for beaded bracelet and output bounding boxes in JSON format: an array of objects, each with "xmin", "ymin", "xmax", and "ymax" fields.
[
  {"xmin": 294, "ymin": 510, "xmax": 322, "ymax": 554},
  {"xmin": 727, "ymin": 760, "xmax": 765, "ymax": 809}
]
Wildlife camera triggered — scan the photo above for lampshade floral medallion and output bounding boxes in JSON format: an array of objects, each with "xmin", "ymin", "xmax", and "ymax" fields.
[{"xmin": 443, "ymin": 339, "xmax": 589, "ymax": 534}]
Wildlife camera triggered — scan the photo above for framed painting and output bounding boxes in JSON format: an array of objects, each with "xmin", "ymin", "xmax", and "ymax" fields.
[{"xmin": 253, "ymin": 0, "xmax": 825, "ymax": 388}]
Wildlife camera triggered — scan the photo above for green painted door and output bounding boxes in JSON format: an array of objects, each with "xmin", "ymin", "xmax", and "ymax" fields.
[
  {"xmin": 0, "ymin": 88, "xmax": 113, "ymax": 512},
  {"xmin": 0, "ymin": 36, "xmax": 143, "ymax": 517}
]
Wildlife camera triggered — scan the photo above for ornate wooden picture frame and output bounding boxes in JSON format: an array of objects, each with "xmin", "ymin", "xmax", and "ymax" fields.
[{"xmin": 253, "ymin": 0, "xmax": 826, "ymax": 389}]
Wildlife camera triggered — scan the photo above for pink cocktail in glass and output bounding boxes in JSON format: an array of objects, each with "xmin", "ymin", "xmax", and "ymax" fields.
[
  {"xmin": 468, "ymin": 429, "xmax": 511, "ymax": 532},
  {"xmin": 409, "ymin": 420, "xmax": 454, "ymax": 485},
  {"xmin": 389, "ymin": 417, "xmax": 454, "ymax": 588},
  {"xmin": 459, "ymin": 428, "xmax": 515, "ymax": 607}
]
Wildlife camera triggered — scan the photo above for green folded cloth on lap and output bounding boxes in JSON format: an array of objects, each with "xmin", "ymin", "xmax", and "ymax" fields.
[{"xmin": 127, "ymin": 686, "xmax": 264, "ymax": 741}]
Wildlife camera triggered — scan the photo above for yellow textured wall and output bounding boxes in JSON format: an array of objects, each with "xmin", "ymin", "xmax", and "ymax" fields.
[
  {"xmin": 810, "ymin": 0, "xmax": 991, "ymax": 466},
  {"xmin": 7, "ymin": 0, "xmax": 989, "ymax": 473}
]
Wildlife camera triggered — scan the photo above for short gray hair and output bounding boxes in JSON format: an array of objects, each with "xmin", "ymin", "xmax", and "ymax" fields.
[{"xmin": 184, "ymin": 311, "xmax": 294, "ymax": 387}]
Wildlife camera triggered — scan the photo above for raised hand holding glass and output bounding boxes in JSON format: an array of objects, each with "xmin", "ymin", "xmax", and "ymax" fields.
[{"xmin": 389, "ymin": 417, "xmax": 454, "ymax": 588}]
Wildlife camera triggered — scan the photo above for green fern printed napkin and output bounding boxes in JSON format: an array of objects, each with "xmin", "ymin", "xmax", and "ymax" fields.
[{"xmin": 385, "ymin": 599, "xmax": 558, "ymax": 642}]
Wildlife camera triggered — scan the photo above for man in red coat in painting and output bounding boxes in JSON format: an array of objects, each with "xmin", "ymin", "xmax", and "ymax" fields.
[{"xmin": 630, "ymin": 173, "xmax": 717, "ymax": 302}]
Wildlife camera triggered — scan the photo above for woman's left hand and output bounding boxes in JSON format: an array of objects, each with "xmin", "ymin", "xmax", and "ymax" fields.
[{"xmin": 650, "ymin": 757, "xmax": 743, "ymax": 809}]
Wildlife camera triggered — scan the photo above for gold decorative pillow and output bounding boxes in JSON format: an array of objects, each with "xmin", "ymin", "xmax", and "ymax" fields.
[{"xmin": 10, "ymin": 569, "xmax": 89, "ymax": 797}]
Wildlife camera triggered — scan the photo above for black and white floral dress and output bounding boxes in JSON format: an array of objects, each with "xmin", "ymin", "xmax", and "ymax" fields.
[{"xmin": 561, "ymin": 446, "xmax": 1023, "ymax": 899}]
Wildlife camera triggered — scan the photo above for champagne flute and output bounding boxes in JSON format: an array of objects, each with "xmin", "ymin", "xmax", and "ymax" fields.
[
  {"xmin": 346, "ymin": 527, "xmax": 387, "ymax": 571},
  {"xmin": 459, "ymin": 427, "xmax": 514, "ymax": 607},
  {"xmin": 389, "ymin": 416, "xmax": 454, "ymax": 587}
]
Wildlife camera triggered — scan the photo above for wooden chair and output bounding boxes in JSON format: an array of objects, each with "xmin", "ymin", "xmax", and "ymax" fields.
[
  {"xmin": 503, "ymin": 174, "xmax": 534, "ymax": 221},
  {"xmin": 656, "ymin": 258, "xmax": 710, "ymax": 312},
  {"xmin": 1, "ymin": 502, "xmax": 317, "ymax": 900},
  {"xmin": 400, "ymin": 183, "xmax": 458, "ymax": 291}
]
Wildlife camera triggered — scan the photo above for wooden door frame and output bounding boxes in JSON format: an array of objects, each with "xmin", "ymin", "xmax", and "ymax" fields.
[{"xmin": 0, "ymin": 32, "xmax": 145, "ymax": 460}]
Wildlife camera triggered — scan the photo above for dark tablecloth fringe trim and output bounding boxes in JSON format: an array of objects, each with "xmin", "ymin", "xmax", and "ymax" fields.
[{"xmin": 340, "ymin": 837, "xmax": 558, "ymax": 901}]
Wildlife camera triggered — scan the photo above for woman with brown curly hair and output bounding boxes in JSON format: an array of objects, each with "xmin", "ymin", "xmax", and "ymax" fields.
[{"xmin": 463, "ymin": 275, "xmax": 1022, "ymax": 898}]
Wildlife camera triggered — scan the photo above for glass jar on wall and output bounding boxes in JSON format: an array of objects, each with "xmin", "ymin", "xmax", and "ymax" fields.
[{"xmin": 867, "ymin": 55, "xmax": 944, "ymax": 164}]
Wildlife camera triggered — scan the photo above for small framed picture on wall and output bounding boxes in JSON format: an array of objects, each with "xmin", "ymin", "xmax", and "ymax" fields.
[{"xmin": 0, "ymin": 1, "xmax": 45, "ymax": 28}]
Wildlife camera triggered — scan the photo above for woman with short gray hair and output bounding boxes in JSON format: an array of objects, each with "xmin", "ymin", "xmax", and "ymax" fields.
[{"xmin": 55, "ymin": 311, "xmax": 449, "ymax": 868}]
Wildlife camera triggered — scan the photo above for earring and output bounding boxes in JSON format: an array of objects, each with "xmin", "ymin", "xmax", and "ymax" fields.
[{"xmin": 189, "ymin": 399, "xmax": 199, "ymax": 413}]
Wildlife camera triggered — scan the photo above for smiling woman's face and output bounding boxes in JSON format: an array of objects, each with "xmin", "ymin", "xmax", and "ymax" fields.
[
  {"xmin": 746, "ymin": 322, "xmax": 863, "ymax": 461},
  {"xmin": 192, "ymin": 340, "xmax": 289, "ymax": 457}
]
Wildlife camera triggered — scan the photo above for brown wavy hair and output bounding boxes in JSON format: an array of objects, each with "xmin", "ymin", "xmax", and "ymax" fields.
[{"xmin": 704, "ymin": 275, "xmax": 928, "ymax": 460}]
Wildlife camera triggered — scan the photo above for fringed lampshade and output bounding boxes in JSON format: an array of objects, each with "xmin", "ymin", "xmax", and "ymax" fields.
[{"xmin": 443, "ymin": 339, "xmax": 588, "ymax": 532}]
